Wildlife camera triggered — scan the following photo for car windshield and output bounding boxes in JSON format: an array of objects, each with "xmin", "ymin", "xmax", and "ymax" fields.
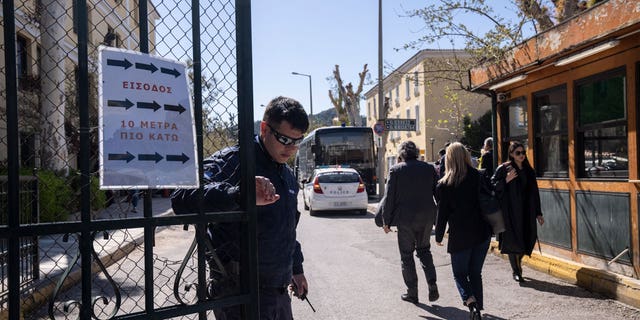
[{"xmin": 317, "ymin": 172, "xmax": 360, "ymax": 183}]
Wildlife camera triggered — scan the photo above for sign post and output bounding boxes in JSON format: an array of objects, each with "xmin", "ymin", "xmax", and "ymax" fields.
[
  {"xmin": 98, "ymin": 46, "xmax": 199, "ymax": 189},
  {"xmin": 384, "ymin": 118, "xmax": 416, "ymax": 131}
]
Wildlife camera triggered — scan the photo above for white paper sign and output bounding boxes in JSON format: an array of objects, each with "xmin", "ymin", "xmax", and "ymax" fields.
[{"xmin": 98, "ymin": 46, "xmax": 199, "ymax": 189}]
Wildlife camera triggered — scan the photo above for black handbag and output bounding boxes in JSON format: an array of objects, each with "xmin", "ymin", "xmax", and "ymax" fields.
[
  {"xmin": 375, "ymin": 206, "xmax": 384, "ymax": 227},
  {"xmin": 478, "ymin": 169, "xmax": 505, "ymax": 234}
]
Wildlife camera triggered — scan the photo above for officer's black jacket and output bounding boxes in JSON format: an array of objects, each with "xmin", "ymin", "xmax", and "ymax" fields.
[{"xmin": 171, "ymin": 135, "xmax": 304, "ymax": 288}]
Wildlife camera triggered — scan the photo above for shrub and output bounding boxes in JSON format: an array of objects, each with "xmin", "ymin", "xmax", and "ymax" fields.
[{"xmin": 38, "ymin": 170, "xmax": 74, "ymax": 222}]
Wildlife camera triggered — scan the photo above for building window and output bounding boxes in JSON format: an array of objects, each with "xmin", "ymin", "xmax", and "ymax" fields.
[
  {"xmin": 500, "ymin": 97, "xmax": 528, "ymax": 161},
  {"xmin": 415, "ymin": 105, "xmax": 420, "ymax": 134},
  {"xmin": 395, "ymin": 84, "xmax": 400, "ymax": 106},
  {"xmin": 405, "ymin": 76, "xmax": 410, "ymax": 100},
  {"xmin": 413, "ymin": 71, "xmax": 420, "ymax": 96},
  {"xmin": 637, "ymin": 62, "xmax": 640, "ymax": 177},
  {"xmin": 20, "ymin": 131, "xmax": 36, "ymax": 167},
  {"xmin": 373, "ymin": 97, "xmax": 377, "ymax": 119},
  {"xmin": 533, "ymin": 85, "xmax": 568, "ymax": 178},
  {"xmin": 575, "ymin": 67, "xmax": 627, "ymax": 179},
  {"xmin": 17, "ymin": 35, "xmax": 29, "ymax": 90}
]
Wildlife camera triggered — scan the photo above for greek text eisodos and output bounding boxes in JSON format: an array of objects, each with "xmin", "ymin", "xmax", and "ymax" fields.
[
  {"xmin": 122, "ymin": 81, "xmax": 172, "ymax": 93},
  {"xmin": 121, "ymin": 120, "xmax": 179, "ymax": 130},
  {"xmin": 120, "ymin": 132, "xmax": 180, "ymax": 141}
]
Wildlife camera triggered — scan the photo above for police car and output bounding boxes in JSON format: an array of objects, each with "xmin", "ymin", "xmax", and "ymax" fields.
[{"xmin": 302, "ymin": 167, "xmax": 368, "ymax": 216}]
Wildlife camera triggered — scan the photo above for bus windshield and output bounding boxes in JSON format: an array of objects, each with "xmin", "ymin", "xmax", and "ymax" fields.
[{"xmin": 316, "ymin": 132, "xmax": 374, "ymax": 165}]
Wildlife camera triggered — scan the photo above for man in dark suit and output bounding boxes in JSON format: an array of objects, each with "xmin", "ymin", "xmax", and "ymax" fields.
[{"xmin": 381, "ymin": 141, "xmax": 439, "ymax": 304}]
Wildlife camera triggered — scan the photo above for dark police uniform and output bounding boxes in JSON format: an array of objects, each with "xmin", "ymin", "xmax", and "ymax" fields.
[{"xmin": 171, "ymin": 135, "xmax": 304, "ymax": 319}]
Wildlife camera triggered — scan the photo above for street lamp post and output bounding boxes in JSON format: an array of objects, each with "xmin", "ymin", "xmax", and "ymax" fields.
[
  {"xmin": 291, "ymin": 72, "xmax": 313, "ymax": 115},
  {"xmin": 430, "ymin": 138, "xmax": 435, "ymax": 162}
]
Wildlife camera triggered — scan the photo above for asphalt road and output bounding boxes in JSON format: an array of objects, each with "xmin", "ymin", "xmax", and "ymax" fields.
[
  {"xmin": 292, "ymin": 195, "xmax": 640, "ymax": 320},
  {"xmin": 28, "ymin": 195, "xmax": 640, "ymax": 319}
]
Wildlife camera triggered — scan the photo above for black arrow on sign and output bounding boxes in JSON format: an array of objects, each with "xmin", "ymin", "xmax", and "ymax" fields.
[
  {"xmin": 107, "ymin": 58, "xmax": 133, "ymax": 70},
  {"xmin": 166, "ymin": 153, "xmax": 190, "ymax": 163},
  {"xmin": 108, "ymin": 152, "xmax": 135, "ymax": 163},
  {"xmin": 164, "ymin": 103, "xmax": 186, "ymax": 114},
  {"xmin": 161, "ymin": 67, "xmax": 181, "ymax": 78},
  {"xmin": 108, "ymin": 99, "xmax": 134, "ymax": 109},
  {"xmin": 135, "ymin": 62, "xmax": 158, "ymax": 73},
  {"xmin": 137, "ymin": 101, "xmax": 162, "ymax": 111},
  {"xmin": 138, "ymin": 152, "xmax": 163, "ymax": 163}
]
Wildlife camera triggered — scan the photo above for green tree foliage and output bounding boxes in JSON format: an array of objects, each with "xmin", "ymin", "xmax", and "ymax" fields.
[{"xmin": 461, "ymin": 110, "xmax": 493, "ymax": 157}]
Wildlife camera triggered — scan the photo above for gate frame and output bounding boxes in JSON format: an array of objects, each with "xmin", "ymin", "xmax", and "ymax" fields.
[{"xmin": 1, "ymin": 0, "xmax": 259, "ymax": 318}]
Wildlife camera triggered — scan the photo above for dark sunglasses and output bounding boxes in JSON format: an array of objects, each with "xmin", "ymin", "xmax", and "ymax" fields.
[
  {"xmin": 513, "ymin": 150, "xmax": 526, "ymax": 156},
  {"xmin": 267, "ymin": 124, "xmax": 304, "ymax": 146}
]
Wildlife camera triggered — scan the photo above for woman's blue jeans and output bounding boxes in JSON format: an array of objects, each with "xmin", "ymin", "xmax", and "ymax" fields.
[{"xmin": 449, "ymin": 238, "xmax": 490, "ymax": 310}]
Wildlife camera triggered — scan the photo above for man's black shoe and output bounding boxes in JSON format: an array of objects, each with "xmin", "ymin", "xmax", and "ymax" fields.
[
  {"xmin": 401, "ymin": 294, "xmax": 418, "ymax": 304},
  {"xmin": 513, "ymin": 274, "xmax": 526, "ymax": 282},
  {"xmin": 428, "ymin": 284, "xmax": 440, "ymax": 302}
]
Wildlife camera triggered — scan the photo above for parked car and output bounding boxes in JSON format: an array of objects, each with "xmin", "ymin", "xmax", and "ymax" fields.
[{"xmin": 302, "ymin": 167, "xmax": 368, "ymax": 216}]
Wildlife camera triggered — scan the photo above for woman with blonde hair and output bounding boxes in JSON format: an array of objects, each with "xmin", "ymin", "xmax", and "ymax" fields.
[{"xmin": 435, "ymin": 142, "xmax": 492, "ymax": 320}]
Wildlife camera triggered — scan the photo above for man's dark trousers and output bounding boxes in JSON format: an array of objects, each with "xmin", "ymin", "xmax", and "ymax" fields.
[{"xmin": 397, "ymin": 223, "xmax": 437, "ymax": 296}]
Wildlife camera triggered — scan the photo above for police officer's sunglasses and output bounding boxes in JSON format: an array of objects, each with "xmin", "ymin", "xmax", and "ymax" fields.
[{"xmin": 267, "ymin": 123, "xmax": 304, "ymax": 146}]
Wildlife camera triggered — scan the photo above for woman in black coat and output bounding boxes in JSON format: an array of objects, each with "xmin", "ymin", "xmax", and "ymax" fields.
[
  {"xmin": 491, "ymin": 141, "xmax": 545, "ymax": 282},
  {"xmin": 436, "ymin": 142, "xmax": 492, "ymax": 320}
]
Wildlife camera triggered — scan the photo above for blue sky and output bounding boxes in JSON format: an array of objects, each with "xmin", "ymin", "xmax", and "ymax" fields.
[
  {"xmin": 251, "ymin": 0, "xmax": 438, "ymax": 121},
  {"xmin": 250, "ymin": 0, "xmax": 535, "ymax": 122},
  {"xmin": 154, "ymin": 1, "xmax": 537, "ymax": 123}
]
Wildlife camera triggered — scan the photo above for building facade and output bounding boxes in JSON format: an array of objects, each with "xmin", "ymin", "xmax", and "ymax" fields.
[
  {"xmin": 364, "ymin": 49, "xmax": 491, "ymax": 172},
  {"xmin": 470, "ymin": 0, "xmax": 640, "ymax": 279},
  {"xmin": 0, "ymin": 0, "xmax": 159, "ymax": 170}
]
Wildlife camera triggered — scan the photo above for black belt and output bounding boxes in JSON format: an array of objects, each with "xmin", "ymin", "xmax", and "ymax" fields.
[{"xmin": 260, "ymin": 286, "xmax": 288, "ymax": 295}]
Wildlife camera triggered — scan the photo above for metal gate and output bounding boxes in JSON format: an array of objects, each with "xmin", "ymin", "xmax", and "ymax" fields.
[{"xmin": 1, "ymin": 0, "xmax": 258, "ymax": 318}]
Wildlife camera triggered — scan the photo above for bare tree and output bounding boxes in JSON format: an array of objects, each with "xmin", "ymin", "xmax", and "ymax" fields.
[
  {"xmin": 328, "ymin": 64, "xmax": 369, "ymax": 126},
  {"xmin": 39, "ymin": 0, "xmax": 69, "ymax": 173},
  {"xmin": 404, "ymin": 0, "xmax": 583, "ymax": 78}
]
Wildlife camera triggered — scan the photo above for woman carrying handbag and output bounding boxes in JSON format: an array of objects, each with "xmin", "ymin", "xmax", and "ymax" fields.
[{"xmin": 491, "ymin": 141, "xmax": 545, "ymax": 282}]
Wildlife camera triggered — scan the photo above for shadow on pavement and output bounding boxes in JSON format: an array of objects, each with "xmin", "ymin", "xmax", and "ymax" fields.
[
  {"xmin": 417, "ymin": 303, "xmax": 508, "ymax": 320},
  {"xmin": 518, "ymin": 277, "xmax": 604, "ymax": 299},
  {"xmin": 308, "ymin": 210, "xmax": 372, "ymax": 219}
]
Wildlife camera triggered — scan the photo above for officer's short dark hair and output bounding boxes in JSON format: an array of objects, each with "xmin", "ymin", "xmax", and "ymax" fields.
[
  {"xmin": 398, "ymin": 141, "xmax": 418, "ymax": 161},
  {"xmin": 263, "ymin": 96, "xmax": 309, "ymax": 132}
]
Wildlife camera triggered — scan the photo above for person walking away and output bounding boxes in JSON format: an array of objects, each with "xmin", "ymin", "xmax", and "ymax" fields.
[
  {"xmin": 435, "ymin": 142, "xmax": 492, "ymax": 320},
  {"xmin": 172, "ymin": 96, "xmax": 310, "ymax": 320},
  {"xmin": 438, "ymin": 143, "xmax": 451, "ymax": 178},
  {"xmin": 491, "ymin": 141, "xmax": 544, "ymax": 282},
  {"xmin": 478, "ymin": 137, "xmax": 494, "ymax": 178},
  {"xmin": 380, "ymin": 141, "xmax": 440, "ymax": 304}
]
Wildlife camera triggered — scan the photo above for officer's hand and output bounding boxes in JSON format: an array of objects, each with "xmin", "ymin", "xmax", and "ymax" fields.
[
  {"xmin": 290, "ymin": 274, "xmax": 308, "ymax": 299},
  {"xmin": 255, "ymin": 176, "xmax": 280, "ymax": 206},
  {"xmin": 383, "ymin": 225, "xmax": 391, "ymax": 234}
]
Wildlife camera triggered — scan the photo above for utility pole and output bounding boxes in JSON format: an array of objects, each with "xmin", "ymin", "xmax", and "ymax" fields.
[{"xmin": 377, "ymin": 0, "xmax": 385, "ymax": 197}]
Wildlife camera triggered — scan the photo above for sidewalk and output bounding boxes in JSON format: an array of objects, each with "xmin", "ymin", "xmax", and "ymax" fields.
[
  {"xmin": 15, "ymin": 197, "xmax": 175, "ymax": 317},
  {"xmin": 367, "ymin": 201, "xmax": 640, "ymax": 309}
]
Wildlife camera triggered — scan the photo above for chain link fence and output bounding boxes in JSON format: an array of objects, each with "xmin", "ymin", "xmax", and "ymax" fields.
[{"xmin": 2, "ymin": 0, "xmax": 252, "ymax": 318}]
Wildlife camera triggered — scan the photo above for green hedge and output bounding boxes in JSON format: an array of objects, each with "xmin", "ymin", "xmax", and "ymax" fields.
[{"xmin": 37, "ymin": 170, "xmax": 107, "ymax": 222}]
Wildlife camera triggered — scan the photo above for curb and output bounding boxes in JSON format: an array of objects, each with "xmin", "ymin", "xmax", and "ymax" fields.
[
  {"xmin": 5, "ymin": 209, "xmax": 175, "ymax": 319},
  {"xmin": 488, "ymin": 241, "xmax": 640, "ymax": 309},
  {"xmin": 368, "ymin": 203, "xmax": 640, "ymax": 309}
]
